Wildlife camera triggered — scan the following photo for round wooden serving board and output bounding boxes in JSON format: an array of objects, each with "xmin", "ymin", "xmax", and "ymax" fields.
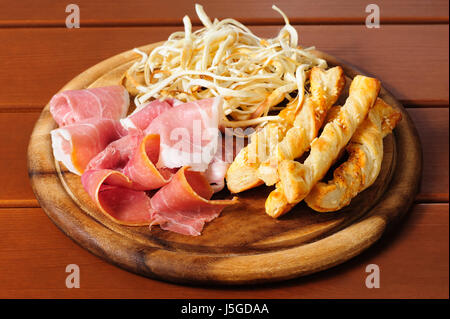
[{"xmin": 28, "ymin": 43, "xmax": 422, "ymax": 285}]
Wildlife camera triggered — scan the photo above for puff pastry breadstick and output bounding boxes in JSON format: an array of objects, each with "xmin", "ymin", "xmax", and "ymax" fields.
[
  {"xmin": 226, "ymin": 67, "xmax": 345, "ymax": 193},
  {"xmin": 257, "ymin": 67, "xmax": 345, "ymax": 186},
  {"xmin": 305, "ymin": 98, "xmax": 401, "ymax": 212},
  {"xmin": 225, "ymin": 121, "xmax": 288, "ymax": 193},
  {"xmin": 266, "ymin": 75, "xmax": 380, "ymax": 217},
  {"xmin": 264, "ymin": 104, "xmax": 342, "ymax": 216}
]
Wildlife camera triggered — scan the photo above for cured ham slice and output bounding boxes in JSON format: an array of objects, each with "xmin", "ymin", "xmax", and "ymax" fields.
[
  {"xmin": 48, "ymin": 87, "xmax": 235, "ymax": 235},
  {"xmin": 204, "ymin": 132, "xmax": 244, "ymax": 192},
  {"xmin": 81, "ymin": 140, "xmax": 237, "ymax": 233},
  {"xmin": 81, "ymin": 169, "xmax": 153, "ymax": 225},
  {"xmin": 81, "ymin": 134, "xmax": 173, "ymax": 225},
  {"xmin": 86, "ymin": 132, "xmax": 143, "ymax": 171},
  {"xmin": 50, "ymin": 85, "xmax": 129, "ymax": 127},
  {"xmin": 149, "ymin": 167, "xmax": 237, "ymax": 236},
  {"xmin": 51, "ymin": 119, "xmax": 126, "ymax": 175},
  {"xmin": 120, "ymin": 99, "xmax": 173, "ymax": 131},
  {"xmin": 145, "ymin": 97, "xmax": 223, "ymax": 171},
  {"xmin": 204, "ymin": 156, "xmax": 230, "ymax": 192},
  {"xmin": 122, "ymin": 135, "xmax": 175, "ymax": 190},
  {"xmin": 86, "ymin": 133, "xmax": 172, "ymax": 190}
]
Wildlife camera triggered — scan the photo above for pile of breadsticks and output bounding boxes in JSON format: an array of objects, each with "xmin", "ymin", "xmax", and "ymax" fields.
[{"xmin": 226, "ymin": 66, "xmax": 402, "ymax": 217}]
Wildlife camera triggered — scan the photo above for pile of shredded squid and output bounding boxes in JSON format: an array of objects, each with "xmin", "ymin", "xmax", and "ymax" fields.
[{"xmin": 128, "ymin": 4, "xmax": 327, "ymax": 128}]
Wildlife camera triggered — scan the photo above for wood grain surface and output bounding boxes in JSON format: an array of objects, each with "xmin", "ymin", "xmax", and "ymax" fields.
[
  {"xmin": 0, "ymin": 0, "xmax": 448, "ymax": 298},
  {"xmin": 1, "ymin": 25, "xmax": 448, "ymax": 110},
  {"xmin": 27, "ymin": 44, "xmax": 421, "ymax": 284},
  {"xmin": 0, "ymin": 0, "xmax": 448, "ymax": 26},
  {"xmin": 0, "ymin": 204, "xmax": 447, "ymax": 298}
]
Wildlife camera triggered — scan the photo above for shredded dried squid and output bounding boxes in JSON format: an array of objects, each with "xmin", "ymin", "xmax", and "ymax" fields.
[{"xmin": 127, "ymin": 4, "xmax": 327, "ymax": 129}]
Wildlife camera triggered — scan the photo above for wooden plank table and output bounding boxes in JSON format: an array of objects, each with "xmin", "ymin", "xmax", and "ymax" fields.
[{"xmin": 0, "ymin": 0, "xmax": 448, "ymax": 299}]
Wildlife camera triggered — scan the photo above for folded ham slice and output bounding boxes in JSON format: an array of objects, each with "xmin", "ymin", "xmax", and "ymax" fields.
[
  {"xmin": 86, "ymin": 133, "xmax": 172, "ymax": 190},
  {"xmin": 86, "ymin": 132, "xmax": 143, "ymax": 171},
  {"xmin": 49, "ymin": 86, "xmax": 237, "ymax": 235},
  {"xmin": 50, "ymin": 85, "xmax": 129, "ymax": 127},
  {"xmin": 51, "ymin": 119, "xmax": 126, "ymax": 175},
  {"xmin": 203, "ymin": 132, "xmax": 241, "ymax": 192},
  {"xmin": 145, "ymin": 97, "xmax": 223, "ymax": 171},
  {"xmin": 82, "ymin": 140, "xmax": 236, "ymax": 233},
  {"xmin": 120, "ymin": 99, "xmax": 173, "ymax": 131},
  {"xmin": 204, "ymin": 156, "xmax": 230, "ymax": 193},
  {"xmin": 81, "ymin": 133, "xmax": 173, "ymax": 225},
  {"xmin": 150, "ymin": 167, "xmax": 237, "ymax": 236},
  {"xmin": 81, "ymin": 169, "xmax": 153, "ymax": 225}
]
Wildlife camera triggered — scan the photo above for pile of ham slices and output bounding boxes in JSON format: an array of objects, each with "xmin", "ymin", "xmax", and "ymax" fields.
[{"xmin": 50, "ymin": 85, "xmax": 237, "ymax": 236}]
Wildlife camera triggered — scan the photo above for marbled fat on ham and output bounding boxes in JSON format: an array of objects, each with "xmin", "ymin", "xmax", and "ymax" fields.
[{"xmin": 50, "ymin": 85, "xmax": 129, "ymax": 127}]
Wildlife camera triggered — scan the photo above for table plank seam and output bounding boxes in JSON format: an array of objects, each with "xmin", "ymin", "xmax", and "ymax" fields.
[{"xmin": 0, "ymin": 21, "xmax": 449, "ymax": 29}]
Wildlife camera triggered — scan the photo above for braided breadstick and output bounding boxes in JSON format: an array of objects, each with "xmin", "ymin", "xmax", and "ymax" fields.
[
  {"xmin": 266, "ymin": 75, "xmax": 380, "ymax": 217},
  {"xmin": 257, "ymin": 66, "xmax": 345, "ymax": 186},
  {"xmin": 225, "ymin": 121, "xmax": 288, "ymax": 193},
  {"xmin": 305, "ymin": 98, "xmax": 402, "ymax": 212},
  {"xmin": 264, "ymin": 104, "xmax": 342, "ymax": 216},
  {"xmin": 226, "ymin": 67, "xmax": 345, "ymax": 193}
]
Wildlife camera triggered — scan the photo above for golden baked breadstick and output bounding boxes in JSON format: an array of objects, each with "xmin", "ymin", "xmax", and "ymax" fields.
[
  {"xmin": 257, "ymin": 66, "xmax": 345, "ymax": 186},
  {"xmin": 226, "ymin": 66, "xmax": 345, "ymax": 193},
  {"xmin": 225, "ymin": 121, "xmax": 288, "ymax": 193},
  {"xmin": 305, "ymin": 98, "xmax": 402, "ymax": 212},
  {"xmin": 265, "ymin": 105, "xmax": 342, "ymax": 216},
  {"xmin": 265, "ymin": 75, "xmax": 380, "ymax": 217}
]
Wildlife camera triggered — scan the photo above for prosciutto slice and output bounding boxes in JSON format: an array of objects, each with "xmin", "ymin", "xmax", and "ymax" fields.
[
  {"xmin": 120, "ymin": 99, "xmax": 172, "ymax": 131},
  {"xmin": 50, "ymin": 85, "xmax": 129, "ymax": 127},
  {"xmin": 145, "ymin": 97, "xmax": 223, "ymax": 171},
  {"xmin": 85, "ymin": 133, "xmax": 172, "ymax": 189},
  {"xmin": 81, "ymin": 135, "xmax": 237, "ymax": 232},
  {"xmin": 81, "ymin": 133, "xmax": 173, "ymax": 225},
  {"xmin": 204, "ymin": 156, "xmax": 230, "ymax": 193},
  {"xmin": 51, "ymin": 119, "xmax": 126, "ymax": 175},
  {"xmin": 204, "ymin": 131, "xmax": 245, "ymax": 192},
  {"xmin": 81, "ymin": 169, "xmax": 153, "ymax": 225},
  {"xmin": 48, "ymin": 86, "xmax": 238, "ymax": 235},
  {"xmin": 86, "ymin": 132, "xmax": 143, "ymax": 171},
  {"xmin": 150, "ymin": 167, "xmax": 237, "ymax": 236}
]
